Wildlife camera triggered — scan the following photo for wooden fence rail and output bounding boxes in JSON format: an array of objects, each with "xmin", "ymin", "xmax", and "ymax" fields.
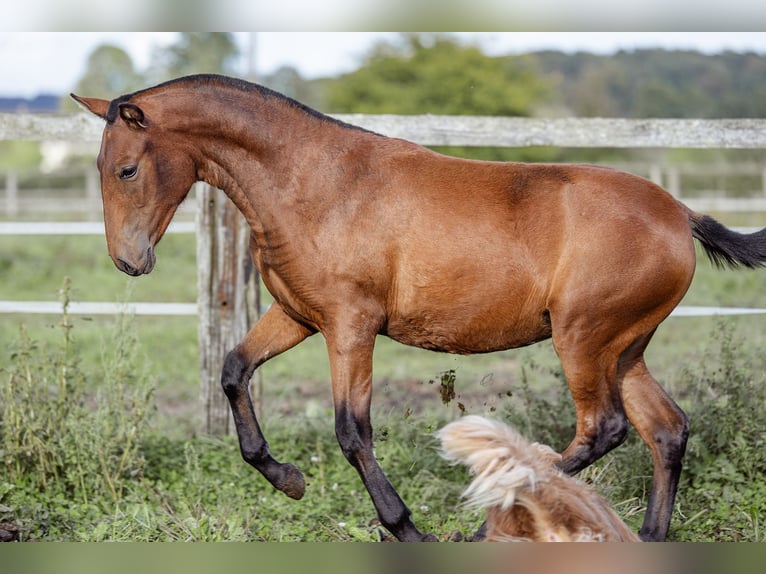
[{"xmin": 3, "ymin": 112, "xmax": 766, "ymax": 435}]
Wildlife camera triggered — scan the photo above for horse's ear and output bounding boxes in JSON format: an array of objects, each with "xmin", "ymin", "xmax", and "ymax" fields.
[
  {"xmin": 70, "ymin": 94, "xmax": 109, "ymax": 120},
  {"xmin": 118, "ymin": 103, "xmax": 148, "ymax": 130}
]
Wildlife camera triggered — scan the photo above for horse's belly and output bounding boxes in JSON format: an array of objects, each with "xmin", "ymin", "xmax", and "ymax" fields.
[{"xmin": 385, "ymin": 303, "xmax": 552, "ymax": 355}]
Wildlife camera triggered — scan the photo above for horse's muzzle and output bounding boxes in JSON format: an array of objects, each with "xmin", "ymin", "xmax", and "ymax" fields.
[{"xmin": 115, "ymin": 246, "xmax": 156, "ymax": 276}]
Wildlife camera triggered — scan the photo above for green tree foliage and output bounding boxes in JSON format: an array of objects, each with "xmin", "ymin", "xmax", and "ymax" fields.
[
  {"xmin": 527, "ymin": 48, "xmax": 766, "ymax": 166},
  {"xmin": 324, "ymin": 34, "xmax": 553, "ymax": 117}
]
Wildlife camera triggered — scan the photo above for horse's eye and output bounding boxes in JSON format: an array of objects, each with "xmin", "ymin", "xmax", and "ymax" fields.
[{"xmin": 119, "ymin": 166, "xmax": 138, "ymax": 180}]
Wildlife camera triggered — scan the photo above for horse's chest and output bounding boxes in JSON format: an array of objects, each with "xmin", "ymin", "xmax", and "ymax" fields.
[{"xmin": 258, "ymin": 263, "xmax": 322, "ymax": 329}]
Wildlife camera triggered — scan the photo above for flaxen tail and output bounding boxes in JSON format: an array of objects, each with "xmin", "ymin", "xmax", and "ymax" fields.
[
  {"xmin": 437, "ymin": 416, "xmax": 640, "ymax": 542},
  {"xmin": 436, "ymin": 415, "xmax": 561, "ymax": 511},
  {"xmin": 690, "ymin": 213, "xmax": 766, "ymax": 269}
]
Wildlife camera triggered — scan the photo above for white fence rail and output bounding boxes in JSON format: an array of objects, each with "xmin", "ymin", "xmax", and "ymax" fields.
[
  {"xmin": 0, "ymin": 221, "xmax": 196, "ymax": 235},
  {"xmin": 3, "ymin": 300, "xmax": 764, "ymax": 319}
]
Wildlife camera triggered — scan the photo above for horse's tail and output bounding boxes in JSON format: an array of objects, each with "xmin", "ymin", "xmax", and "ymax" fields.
[
  {"xmin": 436, "ymin": 415, "xmax": 561, "ymax": 511},
  {"xmin": 690, "ymin": 213, "xmax": 766, "ymax": 269}
]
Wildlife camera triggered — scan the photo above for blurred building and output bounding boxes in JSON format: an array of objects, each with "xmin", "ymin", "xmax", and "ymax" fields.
[{"xmin": 0, "ymin": 94, "xmax": 60, "ymax": 113}]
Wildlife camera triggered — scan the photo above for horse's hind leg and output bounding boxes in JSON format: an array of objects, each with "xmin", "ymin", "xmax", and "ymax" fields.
[
  {"xmin": 555, "ymin": 324, "xmax": 688, "ymax": 542},
  {"xmin": 552, "ymin": 329, "xmax": 630, "ymax": 476},
  {"xmin": 221, "ymin": 304, "xmax": 314, "ymax": 499},
  {"xmin": 618, "ymin": 335, "xmax": 689, "ymax": 542}
]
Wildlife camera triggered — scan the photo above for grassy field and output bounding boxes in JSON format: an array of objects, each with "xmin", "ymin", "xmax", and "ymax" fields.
[{"xmin": 1, "ymin": 224, "xmax": 766, "ymax": 542}]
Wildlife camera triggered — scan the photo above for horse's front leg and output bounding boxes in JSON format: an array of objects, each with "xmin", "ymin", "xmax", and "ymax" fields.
[
  {"xmin": 325, "ymin": 318, "xmax": 436, "ymax": 542},
  {"xmin": 222, "ymin": 303, "xmax": 314, "ymax": 499}
]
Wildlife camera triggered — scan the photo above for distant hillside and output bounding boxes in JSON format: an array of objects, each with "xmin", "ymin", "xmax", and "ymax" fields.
[
  {"xmin": 529, "ymin": 49, "xmax": 766, "ymax": 118},
  {"xmin": 271, "ymin": 45, "xmax": 766, "ymax": 121}
]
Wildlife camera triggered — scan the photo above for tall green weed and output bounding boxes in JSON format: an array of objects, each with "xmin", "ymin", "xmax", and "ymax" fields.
[
  {"xmin": 673, "ymin": 321, "xmax": 766, "ymax": 541},
  {"xmin": 0, "ymin": 279, "xmax": 155, "ymax": 538}
]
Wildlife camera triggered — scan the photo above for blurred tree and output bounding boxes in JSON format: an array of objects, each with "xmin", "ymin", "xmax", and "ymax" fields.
[
  {"xmin": 64, "ymin": 45, "xmax": 145, "ymax": 111},
  {"xmin": 324, "ymin": 34, "xmax": 557, "ymax": 161},
  {"xmin": 260, "ymin": 65, "xmax": 325, "ymax": 109},
  {"xmin": 325, "ymin": 34, "xmax": 553, "ymax": 117},
  {"xmin": 149, "ymin": 33, "xmax": 240, "ymax": 82}
]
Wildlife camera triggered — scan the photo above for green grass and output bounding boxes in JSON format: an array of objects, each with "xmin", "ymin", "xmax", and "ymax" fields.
[
  {"xmin": 0, "ymin": 233, "xmax": 197, "ymax": 303},
  {"xmin": 2, "ymin": 228, "xmax": 766, "ymax": 541}
]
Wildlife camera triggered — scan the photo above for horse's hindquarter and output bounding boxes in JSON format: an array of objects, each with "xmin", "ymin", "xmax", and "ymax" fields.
[{"xmin": 546, "ymin": 165, "xmax": 697, "ymax": 325}]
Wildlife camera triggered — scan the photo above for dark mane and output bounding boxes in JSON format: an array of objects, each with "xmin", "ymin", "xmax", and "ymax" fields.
[{"xmin": 106, "ymin": 74, "xmax": 377, "ymax": 135}]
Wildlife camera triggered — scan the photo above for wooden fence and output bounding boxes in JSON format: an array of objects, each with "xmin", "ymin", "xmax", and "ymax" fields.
[{"xmin": 3, "ymin": 111, "xmax": 766, "ymax": 435}]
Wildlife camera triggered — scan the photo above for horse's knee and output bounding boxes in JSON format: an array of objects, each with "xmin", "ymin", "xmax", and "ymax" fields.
[
  {"xmin": 335, "ymin": 425, "xmax": 365, "ymax": 463},
  {"xmin": 221, "ymin": 348, "xmax": 250, "ymax": 398}
]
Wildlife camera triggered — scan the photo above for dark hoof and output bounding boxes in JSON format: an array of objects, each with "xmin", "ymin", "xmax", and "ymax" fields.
[
  {"xmin": 382, "ymin": 531, "xmax": 438, "ymax": 542},
  {"xmin": 276, "ymin": 463, "xmax": 305, "ymax": 500},
  {"xmin": 369, "ymin": 519, "xmax": 438, "ymax": 542},
  {"xmin": 0, "ymin": 522, "xmax": 19, "ymax": 542},
  {"xmin": 466, "ymin": 521, "xmax": 487, "ymax": 542}
]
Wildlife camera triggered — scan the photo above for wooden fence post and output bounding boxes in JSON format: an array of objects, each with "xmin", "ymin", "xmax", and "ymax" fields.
[{"xmin": 196, "ymin": 183, "xmax": 261, "ymax": 435}]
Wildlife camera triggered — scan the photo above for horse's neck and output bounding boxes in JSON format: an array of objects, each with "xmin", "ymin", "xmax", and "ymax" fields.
[{"xmin": 185, "ymin": 91, "xmax": 351, "ymax": 234}]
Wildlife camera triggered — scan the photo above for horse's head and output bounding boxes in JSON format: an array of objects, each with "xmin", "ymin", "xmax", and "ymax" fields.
[{"xmin": 71, "ymin": 93, "xmax": 196, "ymax": 276}]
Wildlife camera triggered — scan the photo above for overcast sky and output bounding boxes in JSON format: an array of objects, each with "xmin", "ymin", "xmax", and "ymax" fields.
[{"xmin": 3, "ymin": 32, "xmax": 766, "ymax": 98}]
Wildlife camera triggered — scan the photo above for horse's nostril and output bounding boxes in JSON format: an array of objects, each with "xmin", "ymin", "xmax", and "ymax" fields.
[
  {"xmin": 144, "ymin": 246, "xmax": 156, "ymax": 274},
  {"xmin": 117, "ymin": 257, "xmax": 140, "ymax": 277}
]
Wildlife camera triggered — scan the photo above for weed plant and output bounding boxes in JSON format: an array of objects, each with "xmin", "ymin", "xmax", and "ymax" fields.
[
  {"xmin": 1, "ymin": 278, "xmax": 155, "ymax": 539},
  {"xmin": 672, "ymin": 322, "xmax": 766, "ymax": 541}
]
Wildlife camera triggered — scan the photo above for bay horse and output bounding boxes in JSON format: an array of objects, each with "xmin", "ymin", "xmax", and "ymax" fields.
[{"xmin": 72, "ymin": 74, "xmax": 766, "ymax": 542}]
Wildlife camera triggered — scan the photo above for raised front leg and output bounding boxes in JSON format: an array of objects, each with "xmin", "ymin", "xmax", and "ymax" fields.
[
  {"xmin": 324, "ymin": 316, "xmax": 436, "ymax": 542},
  {"xmin": 222, "ymin": 303, "xmax": 314, "ymax": 499}
]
